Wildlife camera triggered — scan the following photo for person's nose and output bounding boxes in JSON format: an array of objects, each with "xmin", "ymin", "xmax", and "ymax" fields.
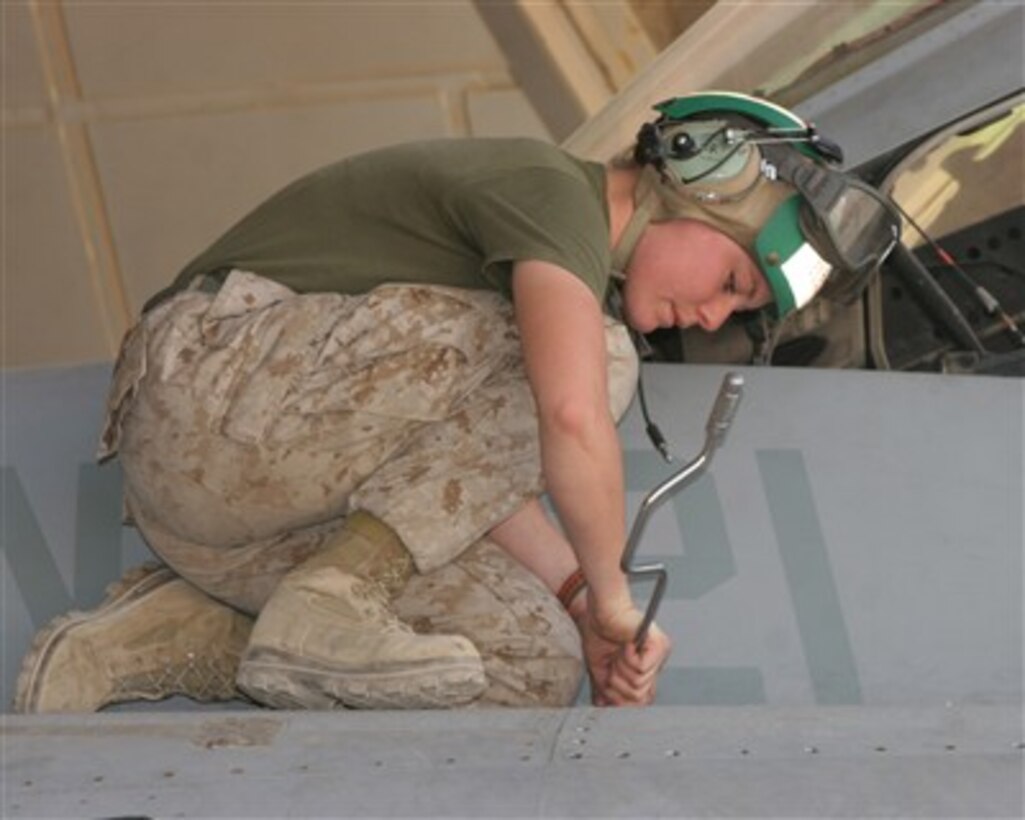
[{"xmin": 696, "ymin": 296, "xmax": 735, "ymax": 332}]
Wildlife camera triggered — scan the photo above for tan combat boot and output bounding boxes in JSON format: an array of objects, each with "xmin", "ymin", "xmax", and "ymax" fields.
[
  {"xmin": 14, "ymin": 563, "xmax": 252, "ymax": 713},
  {"xmin": 236, "ymin": 511, "xmax": 486, "ymax": 709}
]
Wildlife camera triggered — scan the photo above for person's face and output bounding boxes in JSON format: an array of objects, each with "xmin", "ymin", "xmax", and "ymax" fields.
[{"xmin": 622, "ymin": 218, "xmax": 773, "ymax": 334}]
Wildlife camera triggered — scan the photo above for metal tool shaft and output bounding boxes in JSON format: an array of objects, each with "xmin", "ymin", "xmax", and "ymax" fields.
[{"xmin": 621, "ymin": 373, "xmax": 744, "ymax": 649}]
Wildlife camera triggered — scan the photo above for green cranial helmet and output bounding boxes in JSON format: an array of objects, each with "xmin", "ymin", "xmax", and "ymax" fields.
[{"xmin": 614, "ymin": 91, "xmax": 901, "ymax": 318}]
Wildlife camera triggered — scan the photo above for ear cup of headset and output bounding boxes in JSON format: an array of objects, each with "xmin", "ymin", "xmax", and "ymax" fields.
[
  {"xmin": 634, "ymin": 122, "xmax": 665, "ymax": 168},
  {"xmin": 634, "ymin": 120, "xmax": 704, "ymax": 167}
]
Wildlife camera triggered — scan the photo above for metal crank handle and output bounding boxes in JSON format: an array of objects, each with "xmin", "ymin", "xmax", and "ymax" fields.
[
  {"xmin": 623, "ymin": 372, "xmax": 745, "ymax": 649},
  {"xmin": 706, "ymin": 372, "xmax": 744, "ymax": 450}
]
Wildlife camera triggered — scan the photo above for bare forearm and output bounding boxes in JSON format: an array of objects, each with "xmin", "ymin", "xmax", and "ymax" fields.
[
  {"xmin": 509, "ymin": 260, "xmax": 633, "ymax": 623},
  {"xmin": 487, "ymin": 499, "xmax": 578, "ymax": 595},
  {"xmin": 488, "ymin": 421, "xmax": 631, "ymax": 619},
  {"xmin": 538, "ymin": 409, "xmax": 632, "ymax": 620}
]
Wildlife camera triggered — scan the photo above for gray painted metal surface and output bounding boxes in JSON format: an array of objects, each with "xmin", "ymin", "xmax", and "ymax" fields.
[
  {"xmin": 797, "ymin": 1, "xmax": 1024, "ymax": 168},
  {"xmin": 3, "ymin": 705, "xmax": 1022, "ymax": 817},
  {"xmin": 2, "ymin": 362, "xmax": 1022, "ymax": 815}
]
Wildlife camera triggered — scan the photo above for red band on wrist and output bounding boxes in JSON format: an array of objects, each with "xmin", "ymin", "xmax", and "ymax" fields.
[{"xmin": 557, "ymin": 568, "xmax": 587, "ymax": 611}]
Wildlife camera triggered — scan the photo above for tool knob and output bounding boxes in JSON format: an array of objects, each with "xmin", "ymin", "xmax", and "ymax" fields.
[{"xmin": 706, "ymin": 372, "xmax": 744, "ymax": 447}]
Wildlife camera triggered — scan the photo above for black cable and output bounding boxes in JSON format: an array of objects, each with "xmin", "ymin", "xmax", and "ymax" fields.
[
  {"xmin": 635, "ymin": 370, "xmax": 672, "ymax": 463},
  {"xmin": 891, "ymin": 199, "xmax": 1025, "ymax": 348},
  {"xmin": 925, "ymin": 259, "xmax": 1023, "ymax": 278},
  {"xmin": 889, "ymin": 244, "xmax": 987, "ymax": 355}
]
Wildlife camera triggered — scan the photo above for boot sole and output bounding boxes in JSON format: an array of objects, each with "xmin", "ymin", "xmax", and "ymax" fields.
[
  {"xmin": 12, "ymin": 562, "xmax": 175, "ymax": 713},
  {"xmin": 237, "ymin": 648, "xmax": 486, "ymax": 710}
]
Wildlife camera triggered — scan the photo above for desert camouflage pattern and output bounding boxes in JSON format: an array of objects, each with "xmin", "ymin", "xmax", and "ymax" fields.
[
  {"xmin": 394, "ymin": 536, "xmax": 585, "ymax": 707},
  {"xmin": 99, "ymin": 269, "xmax": 637, "ymax": 706}
]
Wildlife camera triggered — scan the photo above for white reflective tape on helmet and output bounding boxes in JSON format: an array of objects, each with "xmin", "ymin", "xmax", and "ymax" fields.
[{"xmin": 781, "ymin": 242, "xmax": 832, "ymax": 310}]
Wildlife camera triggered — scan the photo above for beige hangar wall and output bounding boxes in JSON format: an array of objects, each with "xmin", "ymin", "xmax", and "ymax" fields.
[{"xmin": 2, "ymin": 2, "xmax": 550, "ymax": 369}]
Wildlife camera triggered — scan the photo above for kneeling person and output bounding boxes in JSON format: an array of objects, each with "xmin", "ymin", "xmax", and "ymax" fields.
[{"xmin": 15, "ymin": 91, "xmax": 898, "ymax": 712}]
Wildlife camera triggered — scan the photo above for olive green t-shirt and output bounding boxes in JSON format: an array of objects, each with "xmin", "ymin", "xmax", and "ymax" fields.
[{"xmin": 145, "ymin": 138, "xmax": 612, "ymax": 312}]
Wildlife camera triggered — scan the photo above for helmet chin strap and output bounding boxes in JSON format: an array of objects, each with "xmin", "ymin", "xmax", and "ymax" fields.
[
  {"xmin": 610, "ymin": 166, "xmax": 663, "ymax": 275},
  {"xmin": 607, "ymin": 167, "xmax": 679, "ymax": 462}
]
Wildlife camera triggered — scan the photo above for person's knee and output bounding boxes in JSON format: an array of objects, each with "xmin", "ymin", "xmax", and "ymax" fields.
[
  {"xmin": 479, "ymin": 653, "xmax": 583, "ymax": 707},
  {"xmin": 393, "ymin": 538, "xmax": 584, "ymax": 708}
]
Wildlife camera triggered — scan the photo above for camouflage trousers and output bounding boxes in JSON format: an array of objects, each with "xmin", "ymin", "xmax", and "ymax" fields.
[{"xmin": 100, "ymin": 270, "xmax": 638, "ymax": 707}]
